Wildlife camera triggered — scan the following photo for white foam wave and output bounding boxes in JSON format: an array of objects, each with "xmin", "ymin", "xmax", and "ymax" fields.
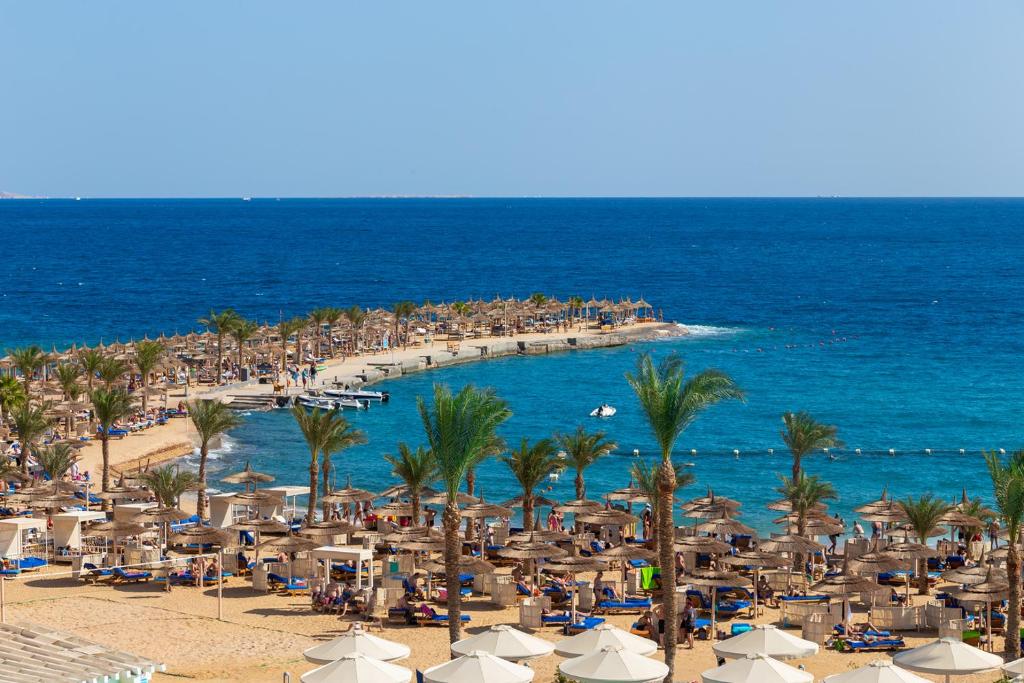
[{"xmin": 676, "ymin": 324, "xmax": 743, "ymax": 338}]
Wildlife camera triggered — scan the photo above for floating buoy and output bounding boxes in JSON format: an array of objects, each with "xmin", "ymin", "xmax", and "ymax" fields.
[
  {"xmin": 733, "ymin": 449, "xmax": 740, "ymax": 459},
  {"xmin": 855, "ymin": 448, "xmax": 862, "ymax": 455},
  {"xmin": 959, "ymin": 449, "xmax": 965, "ymax": 455},
  {"xmin": 691, "ymin": 449, "xmax": 697, "ymax": 456},
  {"xmin": 1000, "ymin": 448, "xmax": 1007, "ymax": 455},
  {"xmin": 767, "ymin": 448, "xmax": 774, "ymax": 455},
  {"xmin": 925, "ymin": 448, "xmax": 931, "ymax": 455},
  {"xmin": 888, "ymin": 449, "xmax": 895, "ymax": 456},
  {"xmin": 632, "ymin": 449, "xmax": 640, "ymax": 457}
]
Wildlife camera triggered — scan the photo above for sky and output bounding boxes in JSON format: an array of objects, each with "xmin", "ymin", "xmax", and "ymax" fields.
[{"xmin": 1, "ymin": 2, "xmax": 1023, "ymax": 197}]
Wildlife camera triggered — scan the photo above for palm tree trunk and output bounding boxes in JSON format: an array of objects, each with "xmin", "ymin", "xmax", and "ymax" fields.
[
  {"xmin": 523, "ymin": 494, "xmax": 534, "ymax": 533},
  {"xmin": 306, "ymin": 450, "xmax": 319, "ymax": 522},
  {"xmin": 1007, "ymin": 544, "xmax": 1021, "ymax": 659},
  {"xmin": 411, "ymin": 493, "xmax": 421, "ymax": 527},
  {"xmin": 101, "ymin": 434, "xmax": 111, "ymax": 511},
  {"xmin": 575, "ymin": 469, "xmax": 585, "ymax": 500},
  {"xmin": 443, "ymin": 501, "xmax": 463, "ymax": 646},
  {"xmin": 792, "ymin": 454, "xmax": 801, "ymax": 481},
  {"xmin": 216, "ymin": 333, "xmax": 224, "ymax": 384},
  {"xmin": 196, "ymin": 443, "xmax": 209, "ymax": 520},
  {"xmin": 465, "ymin": 469, "xmax": 476, "ymax": 541},
  {"xmin": 141, "ymin": 374, "xmax": 149, "ymax": 412},
  {"xmin": 656, "ymin": 458, "xmax": 677, "ymax": 683},
  {"xmin": 650, "ymin": 504, "xmax": 660, "ymax": 554},
  {"xmin": 321, "ymin": 454, "xmax": 332, "ymax": 520},
  {"xmin": 917, "ymin": 557, "xmax": 928, "ymax": 595},
  {"xmin": 237, "ymin": 345, "xmax": 244, "ymax": 381}
]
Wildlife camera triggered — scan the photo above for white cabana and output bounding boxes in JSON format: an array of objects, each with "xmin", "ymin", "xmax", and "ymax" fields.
[
  {"xmin": 310, "ymin": 546, "xmax": 376, "ymax": 589},
  {"xmin": 702, "ymin": 653, "xmax": 813, "ymax": 683},
  {"xmin": 113, "ymin": 502, "xmax": 156, "ymax": 522},
  {"xmin": 301, "ymin": 652, "xmax": 411, "ymax": 683},
  {"xmin": 452, "ymin": 624, "xmax": 554, "ymax": 662},
  {"xmin": 208, "ymin": 492, "xmax": 241, "ymax": 529},
  {"xmin": 423, "ymin": 650, "xmax": 534, "ymax": 683},
  {"xmin": 892, "ymin": 637, "xmax": 1003, "ymax": 683},
  {"xmin": 558, "ymin": 645, "xmax": 668, "ymax": 683},
  {"xmin": 259, "ymin": 485, "xmax": 308, "ymax": 519},
  {"xmin": 51, "ymin": 510, "xmax": 106, "ymax": 551},
  {"xmin": 712, "ymin": 625, "xmax": 819, "ymax": 660},
  {"xmin": 824, "ymin": 659, "xmax": 934, "ymax": 683},
  {"xmin": 555, "ymin": 623, "xmax": 658, "ymax": 657},
  {"xmin": 0, "ymin": 517, "xmax": 46, "ymax": 558},
  {"xmin": 303, "ymin": 623, "xmax": 410, "ymax": 664}
]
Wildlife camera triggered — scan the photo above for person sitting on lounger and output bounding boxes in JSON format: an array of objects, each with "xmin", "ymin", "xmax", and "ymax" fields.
[
  {"xmin": 757, "ymin": 576, "xmax": 777, "ymax": 607},
  {"xmin": 394, "ymin": 593, "xmax": 417, "ymax": 624},
  {"xmin": 890, "ymin": 587, "xmax": 907, "ymax": 606},
  {"xmin": 633, "ymin": 611, "xmax": 654, "ymax": 640},
  {"xmin": 517, "ymin": 580, "xmax": 540, "ymax": 597}
]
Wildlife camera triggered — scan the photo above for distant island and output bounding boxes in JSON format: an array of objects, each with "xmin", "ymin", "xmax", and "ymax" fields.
[{"xmin": 0, "ymin": 191, "xmax": 33, "ymax": 199}]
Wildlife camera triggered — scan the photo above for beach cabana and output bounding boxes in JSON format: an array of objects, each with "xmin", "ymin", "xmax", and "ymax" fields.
[
  {"xmin": 712, "ymin": 624, "xmax": 819, "ymax": 660},
  {"xmin": 50, "ymin": 510, "xmax": 106, "ymax": 552},
  {"xmin": 558, "ymin": 645, "xmax": 668, "ymax": 683},
  {"xmin": 892, "ymin": 637, "xmax": 1002, "ymax": 683},
  {"xmin": 303, "ymin": 623, "xmax": 411, "ymax": 663},
  {"xmin": 451, "ymin": 624, "xmax": 554, "ymax": 662},
  {"xmin": 259, "ymin": 485, "xmax": 310, "ymax": 519},
  {"xmin": 824, "ymin": 659, "xmax": 933, "ymax": 683},
  {"xmin": 554, "ymin": 623, "xmax": 657, "ymax": 657},
  {"xmin": 423, "ymin": 650, "xmax": 534, "ymax": 683},
  {"xmin": 0, "ymin": 517, "xmax": 46, "ymax": 559},
  {"xmin": 310, "ymin": 545, "xmax": 376, "ymax": 589},
  {"xmin": 300, "ymin": 653, "xmax": 411, "ymax": 683},
  {"xmin": 113, "ymin": 501, "xmax": 156, "ymax": 522},
  {"xmin": 701, "ymin": 653, "xmax": 813, "ymax": 683}
]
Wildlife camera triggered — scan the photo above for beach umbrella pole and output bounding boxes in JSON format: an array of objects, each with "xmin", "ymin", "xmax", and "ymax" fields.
[
  {"xmin": 217, "ymin": 549, "xmax": 224, "ymax": 620},
  {"xmin": 712, "ymin": 587, "xmax": 717, "ymax": 640}
]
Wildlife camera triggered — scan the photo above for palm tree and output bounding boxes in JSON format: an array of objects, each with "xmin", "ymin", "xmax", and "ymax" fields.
[
  {"xmin": 528, "ymin": 292, "xmax": 548, "ymax": 308},
  {"xmin": 199, "ymin": 309, "xmax": 240, "ymax": 383},
  {"xmin": 323, "ymin": 307, "xmax": 344, "ymax": 357},
  {"xmin": 897, "ymin": 494, "xmax": 952, "ymax": 595},
  {"xmin": 626, "ymin": 352, "xmax": 743, "ymax": 683},
  {"xmin": 98, "ymin": 356, "xmax": 128, "ymax": 388},
  {"xmin": 343, "ymin": 305, "xmax": 367, "ymax": 353},
  {"xmin": 781, "ymin": 411, "xmax": 842, "ymax": 480},
  {"xmin": 0, "ymin": 376, "xmax": 25, "ymax": 424},
  {"xmin": 419, "ymin": 384, "xmax": 511, "ymax": 646},
  {"xmin": 777, "ymin": 472, "xmax": 837, "ymax": 544},
  {"xmin": 36, "ymin": 443, "xmax": 79, "ymax": 494},
  {"xmin": 392, "ymin": 301, "xmax": 416, "ymax": 349},
  {"xmin": 54, "ymin": 362, "xmax": 82, "ymax": 401},
  {"xmin": 9, "ymin": 401, "xmax": 52, "ymax": 474},
  {"xmin": 308, "ymin": 308, "xmax": 333, "ymax": 358},
  {"xmin": 501, "ymin": 438, "xmax": 560, "ymax": 532},
  {"xmin": 278, "ymin": 317, "xmax": 306, "ymax": 373},
  {"xmin": 134, "ymin": 340, "xmax": 165, "ymax": 412},
  {"xmin": 77, "ymin": 349, "xmax": 105, "ymax": 392},
  {"xmin": 463, "ymin": 435, "xmax": 504, "ymax": 541},
  {"xmin": 90, "ymin": 388, "xmax": 135, "ymax": 505},
  {"xmin": 140, "ymin": 465, "xmax": 199, "ymax": 509},
  {"xmin": 556, "ymin": 426, "xmax": 617, "ymax": 500},
  {"xmin": 986, "ymin": 449, "xmax": 1024, "ymax": 659},
  {"xmin": 384, "ymin": 443, "xmax": 436, "ymax": 526},
  {"xmin": 230, "ymin": 320, "xmax": 260, "ymax": 379},
  {"xmin": 568, "ymin": 295, "xmax": 584, "ymax": 326},
  {"xmin": 319, "ymin": 416, "xmax": 367, "ymax": 519},
  {"xmin": 189, "ymin": 399, "xmax": 242, "ymax": 520},
  {"xmin": 291, "ymin": 404, "xmax": 334, "ymax": 521},
  {"xmin": 630, "ymin": 459, "xmax": 695, "ymax": 547},
  {"xmin": 7, "ymin": 345, "xmax": 46, "ymax": 399}
]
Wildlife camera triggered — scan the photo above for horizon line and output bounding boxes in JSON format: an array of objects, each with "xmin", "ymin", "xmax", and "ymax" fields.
[{"xmin": 5, "ymin": 195, "xmax": 1024, "ymax": 201}]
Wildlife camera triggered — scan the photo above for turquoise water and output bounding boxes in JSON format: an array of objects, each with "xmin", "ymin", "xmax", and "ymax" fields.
[{"xmin": 2, "ymin": 198, "xmax": 1021, "ymax": 532}]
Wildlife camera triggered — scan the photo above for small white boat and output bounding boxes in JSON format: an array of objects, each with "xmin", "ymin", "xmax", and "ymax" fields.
[
  {"xmin": 295, "ymin": 394, "xmax": 367, "ymax": 410},
  {"xmin": 323, "ymin": 388, "xmax": 390, "ymax": 403},
  {"xmin": 590, "ymin": 404, "xmax": 616, "ymax": 418}
]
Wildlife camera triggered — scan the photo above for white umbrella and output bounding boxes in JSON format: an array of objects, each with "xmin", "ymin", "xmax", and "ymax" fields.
[
  {"xmin": 1006, "ymin": 657, "xmax": 1024, "ymax": 677},
  {"xmin": 301, "ymin": 652, "xmax": 412, "ymax": 683},
  {"xmin": 893, "ymin": 637, "xmax": 1003, "ymax": 683},
  {"xmin": 451, "ymin": 624, "xmax": 554, "ymax": 662},
  {"xmin": 558, "ymin": 645, "xmax": 668, "ymax": 683},
  {"xmin": 555, "ymin": 623, "xmax": 658, "ymax": 658},
  {"xmin": 712, "ymin": 625, "xmax": 819, "ymax": 660},
  {"xmin": 303, "ymin": 623, "xmax": 412, "ymax": 663},
  {"xmin": 824, "ymin": 659, "xmax": 934, "ymax": 683},
  {"xmin": 423, "ymin": 650, "xmax": 534, "ymax": 683},
  {"xmin": 701, "ymin": 653, "xmax": 813, "ymax": 683}
]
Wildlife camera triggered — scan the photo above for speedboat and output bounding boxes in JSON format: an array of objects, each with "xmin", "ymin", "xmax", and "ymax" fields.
[
  {"xmin": 590, "ymin": 404, "xmax": 616, "ymax": 418},
  {"xmin": 323, "ymin": 388, "xmax": 390, "ymax": 403},
  {"xmin": 295, "ymin": 394, "xmax": 368, "ymax": 410}
]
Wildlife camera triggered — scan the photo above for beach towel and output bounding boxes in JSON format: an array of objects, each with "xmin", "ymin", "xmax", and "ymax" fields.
[{"xmin": 639, "ymin": 566, "xmax": 659, "ymax": 590}]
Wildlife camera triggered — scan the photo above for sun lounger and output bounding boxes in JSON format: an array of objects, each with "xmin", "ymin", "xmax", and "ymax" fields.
[
  {"xmin": 564, "ymin": 617, "xmax": 606, "ymax": 634},
  {"xmin": 82, "ymin": 563, "xmax": 113, "ymax": 583},
  {"xmin": 836, "ymin": 638, "xmax": 906, "ymax": 652},
  {"xmin": 97, "ymin": 427, "xmax": 129, "ymax": 439},
  {"xmin": 595, "ymin": 596, "xmax": 652, "ymax": 614},
  {"xmin": 686, "ymin": 589, "xmax": 752, "ymax": 617},
  {"xmin": 16, "ymin": 557, "xmax": 46, "ymax": 571},
  {"xmin": 0, "ymin": 568, "xmax": 20, "ymax": 577},
  {"xmin": 779, "ymin": 594, "xmax": 830, "ymax": 604},
  {"xmin": 113, "ymin": 567, "xmax": 152, "ymax": 583},
  {"xmin": 541, "ymin": 614, "xmax": 572, "ymax": 626}
]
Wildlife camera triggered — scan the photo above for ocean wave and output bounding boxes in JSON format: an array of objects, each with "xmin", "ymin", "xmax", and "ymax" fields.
[{"xmin": 676, "ymin": 324, "xmax": 743, "ymax": 338}]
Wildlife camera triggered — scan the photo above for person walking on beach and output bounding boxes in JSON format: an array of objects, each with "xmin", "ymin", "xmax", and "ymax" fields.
[
  {"xmin": 309, "ymin": 363, "xmax": 317, "ymax": 384},
  {"xmin": 301, "ymin": 368, "xmax": 308, "ymax": 390}
]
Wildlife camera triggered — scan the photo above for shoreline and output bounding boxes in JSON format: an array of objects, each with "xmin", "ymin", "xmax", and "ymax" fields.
[{"xmin": 78, "ymin": 321, "xmax": 687, "ymax": 476}]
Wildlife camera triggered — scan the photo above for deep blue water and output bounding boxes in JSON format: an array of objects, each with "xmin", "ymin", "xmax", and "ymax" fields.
[{"xmin": 1, "ymin": 198, "xmax": 1022, "ymax": 531}]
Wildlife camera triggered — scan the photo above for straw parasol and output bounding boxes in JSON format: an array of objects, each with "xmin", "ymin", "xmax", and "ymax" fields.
[
  {"xmin": 397, "ymin": 538, "xmax": 445, "ymax": 552},
  {"xmin": 575, "ymin": 508, "xmax": 639, "ymax": 526},
  {"xmin": 686, "ymin": 569, "xmax": 752, "ymax": 640},
  {"xmin": 501, "ymin": 495, "xmax": 557, "ymax": 509},
  {"xmin": 297, "ymin": 520, "xmax": 358, "ymax": 538},
  {"xmin": 695, "ymin": 516, "xmax": 756, "ymax": 537},
  {"xmin": 459, "ymin": 495, "xmax": 513, "ymax": 520},
  {"xmin": 674, "ymin": 536, "xmax": 732, "ymax": 555},
  {"xmin": 222, "ymin": 491, "xmax": 277, "ymax": 506},
  {"xmin": 940, "ymin": 558, "xmax": 1005, "ymax": 586},
  {"xmin": 377, "ymin": 501, "xmax": 415, "ymax": 516},
  {"xmin": 380, "ymin": 484, "xmax": 438, "ymax": 499},
  {"xmin": 717, "ymin": 550, "xmax": 786, "ymax": 615},
  {"xmin": 712, "ymin": 624, "xmax": 818, "ymax": 660},
  {"xmin": 423, "ymin": 651, "xmax": 534, "ymax": 683},
  {"xmin": 848, "ymin": 541, "xmax": 904, "ymax": 576},
  {"xmin": 382, "ymin": 527, "xmax": 444, "ymax": 543},
  {"xmin": 229, "ymin": 518, "xmax": 289, "ymax": 534},
  {"xmin": 134, "ymin": 506, "xmax": 192, "ymax": 524},
  {"xmin": 419, "ymin": 556, "xmax": 496, "ymax": 575},
  {"xmin": 451, "ymin": 625, "xmax": 554, "ymax": 662},
  {"xmin": 892, "ymin": 636, "xmax": 1003, "ymax": 683},
  {"xmin": 422, "ymin": 491, "xmax": 477, "ymax": 506},
  {"xmin": 701, "ymin": 653, "xmax": 813, "ymax": 683},
  {"xmin": 256, "ymin": 533, "xmax": 319, "ymax": 554},
  {"xmin": 95, "ymin": 475, "xmax": 151, "ymax": 501},
  {"xmin": 554, "ymin": 623, "xmax": 657, "ymax": 657},
  {"xmin": 221, "ymin": 461, "xmax": 274, "ymax": 487},
  {"xmin": 947, "ymin": 568, "xmax": 1009, "ymax": 652},
  {"xmin": 303, "ymin": 622, "xmax": 411, "ymax": 663},
  {"xmin": 558, "ymin": 645, "xmax": 667, "ymax": 683},
  {"xmin": 507, "ymin": 529, "xmax": 570, "ymax": 543},
  {"xmin": 758, "ymin": 534, "xmax": 823, "ymax": 555},
  {"xmin": 322, "ymin": 476, "xmax": 376, "ymax": 504},
  {"xmin": 168, "ymin": 526, "xmax": 234, "ymax": 547},
  {"xmin": 683, "ymin": 489, "xmax": 742, "ymax": 511},
  {"xmin": 811, "ymin": 557, "xmax": 888, "ymax": 633},
  {"xmin": 300, "ymin": 653, "xmax": 411, "ymax": 683},
  {"xmin": 855, "ymin": 488, "xmax": 892, "ymax": 515},
  {"xmin": 554, "ymin": 498, "xmax": 603, "ymax": 516},
  {"xmin": 89, "ymin": 520, "xmax": 151, "ymax": 538},
  {"xmin": 823, "ymin": 659, "xmax": 933, "ymax": 683}
]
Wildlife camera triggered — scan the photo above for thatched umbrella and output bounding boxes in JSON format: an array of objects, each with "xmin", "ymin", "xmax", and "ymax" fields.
[
  {"xmin": 759, "ymin": 534, "xmax": 823, "ymax": 555},
  {"xmin": 322, "ymin": 476, "xmax": 376, "ymax": 505},
  {"xmin": 941, "ymin": 560, "xmax": 1005, "ymax": 586},
  {"xmin": 858, "ymin": 504, "xmax": 908, "ymax": 525},
  {"xmin": 810, "ymin": 557, "xmax": 887, "ymax": 634},
  {"xmin": 377, "ymin": 501, "xmax": 415, "ymax": 517},
  {"xmin": 95, "ymin": 474, "xmax": 150, "ymax": 502},
  {"xmin": 297, "ymin": 520, "xmax": 358, "ymax": 540},
  {"xmin": 134, "ymin": 506, "xmax": 192, "ymax": 524},
  {"xmin": 718, "ymin": 550, "xmax": 786, "ymax": 616},
  {"xmin": 381, "ymin": 526, "xmax": 443, "ymax": 543},
  {"xmin": 596, "ymin": 543, "xmax": 656, "ymax": 585},
  {"xmin": 507, "ymin": 529, "xmax": 570, "ymax": 544},
  {"xmin": 673, "ymin": 536, "xmax": 732, "ymax": 555},
  {"xmin": 948, "ymin": 568, "xmax": 1010, "ymax": 652},
  {"xmin": 686, "ymin": 569, "xmax": 752, "ymax": 640},
  {"xmin": 683, "ymin": 489, "xmax": 742, "ymax": 512},
  {"xmin": 855, "ymin": 488, "xmax": 892, "ymax": 515},
  {"xmin": 607, "ymin": 484, "xmax": 648, "ymax": 503},
  {"xmin": 380, "ymin": 484, "xmax": 438, "ymax": 499},
  {"xmin": 418, "ymin": 556, "xmax": 495, "ymax": 598},
  {"xmin": 221, "ymin": 461, "xmax": 274, "ymax": 491},
  {"xmin": 544, "ymin": 548, "xmax": 610, "ymax": 623},
  {"xmin": 397, "ymin": 538, "xmax": 445, "ymax": 553},
  {"xmin": 695, "ymin": 516, "xmax": 755, "ymax": 538},
  {"xmin": 554, "ymin": 498, "xmax": 602, "ymax": 515},
  {"xmin": 229, "ymin": 518, "xmax": 289, "ymax": 535},
  {"xmin": 847, "ymin": 540, "xmax": 905, "ymax": 604},
  {"xmin": 168, "ymin": 525, "xmax": 234, "ymax": 548},
  {"xmin": 575, "ymin": 508, "xmax": 639, "ymax": 527},
  {"xmin": 496, "ymin": 535, "xmax": 568, "ymax": 589},
  {"xmin": 500, "ymin": 494, "xmax": 557, "ymax": 509}
]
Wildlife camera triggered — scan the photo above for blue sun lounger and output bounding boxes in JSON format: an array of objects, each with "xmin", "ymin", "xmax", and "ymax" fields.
[
  {"xmin": 82, "ymin": 562, "xmax": 113, "ymax": 582},
  {"xmin": 113, "ymin": 567, "xmax": 152, "ymax": 583},
  {"xmin": 541, "ymin": 613, "xmax": 572, "ymax": 626},
  {"xmin": 16, "ymin": 557, "xmax": 47, "ymax": 571},
  {"xmin": 565, "ymin": 616, "xmax": 606, "ymax": 634},
  {"xmin": 839, "ymin": 638, "xmax": 906, "ymax": 652}
]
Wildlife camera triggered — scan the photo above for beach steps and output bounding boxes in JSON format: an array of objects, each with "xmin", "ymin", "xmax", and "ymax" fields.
[{"xmin": 223, "ymin": 395, "xmax": 280, "ymax": 411}]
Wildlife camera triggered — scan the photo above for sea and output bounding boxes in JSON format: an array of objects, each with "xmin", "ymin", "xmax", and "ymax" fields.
[{"xmin": 1, "ymin": 197, "xmax": 1022, "ymax": 533}]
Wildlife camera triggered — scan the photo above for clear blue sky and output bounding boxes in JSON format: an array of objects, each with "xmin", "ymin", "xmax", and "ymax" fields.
[{"xmin": 2, "ymin": 2, "xmax": 1022, "ymax": 197}]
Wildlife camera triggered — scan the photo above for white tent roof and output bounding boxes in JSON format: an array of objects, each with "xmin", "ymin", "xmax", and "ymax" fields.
[
  {"xmin": 558, "ymin": 645, "xmax": 668, "ymax": 683},
  {"xmin": 300, "ymin": 652, "xmax": 411, "ymax": 683},
  {"xmin": 554, "ymin": 623, "xmax": 658, "ymax": 657},
  {"xmin": 303, "ymin": 623, "xmax": 411, "ymax": 664},
  {"xmin": 702, "ymin": 653, "xmax": 814, "ymax": 683},
  {"xmin": 51, "ymin": 511, "xmax": 106, "ymax": 522},
  {"xmin": 892, "ymin": 637, "xmax": 1002, "ymax": 677},
  {"xmin": 712, "ymin": 625, "xmax": 819, "ymax": 660},
  {"xmin": 451, "ymin": 625, "xmax": 554, "ymax": 662},
  {"xmin": 824, "ymin": 659, "xmax": 934, "ymax": 683},
  {"xmin": 311, "ymin": 546, "xmax": 374, "ymax": 563},
  {"xmin": 423, "ymin": 650, "xmax": 534, "ymax": 683},
  {"xmin": 1006, "ymin": 657, "xmax": 1024, "ymax": 676},
  {"xmin": 0, "ymin": 518, "xmax": 47, "ymax": 530},
  {"xmin": 0, "ymin": 621, "xmax": 163, "ymax": 683}
]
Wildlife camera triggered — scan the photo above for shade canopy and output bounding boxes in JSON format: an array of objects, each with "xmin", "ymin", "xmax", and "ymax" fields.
[
  {"xmin": 892, "ymin": 637, "xmax": 1002, "ymax": 679},
  {"xmin": 712, "ymin": 625, "xmax": 819, "ymax": 660},
  {"xmin": 451, "ymin": 625, "xmax": 554, "ymax": 662},
  {"xmin": 555, "ymin": 623, "xmax": 658, "ymax": 657},
  {"xmin": 303, "ymin": 623, "xmax": 411, "ymax": 663},
  {"xmin": 423, "ymin": 650, "xmax": 534, "ymax": 683},
  {"xmin": 823, "ymin": 659, "xmax": 934, "ymax": 683},
  {"xmin": 558, "ymin": 645, "xmax": 668, "ymax": 683},
  {"xmin": 701, "ymin": 653, "xmax": 813, "ymax": 683},
  {"xmin": 300, "ymin": 652, "xmax": 411, "ymax": 683}
]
